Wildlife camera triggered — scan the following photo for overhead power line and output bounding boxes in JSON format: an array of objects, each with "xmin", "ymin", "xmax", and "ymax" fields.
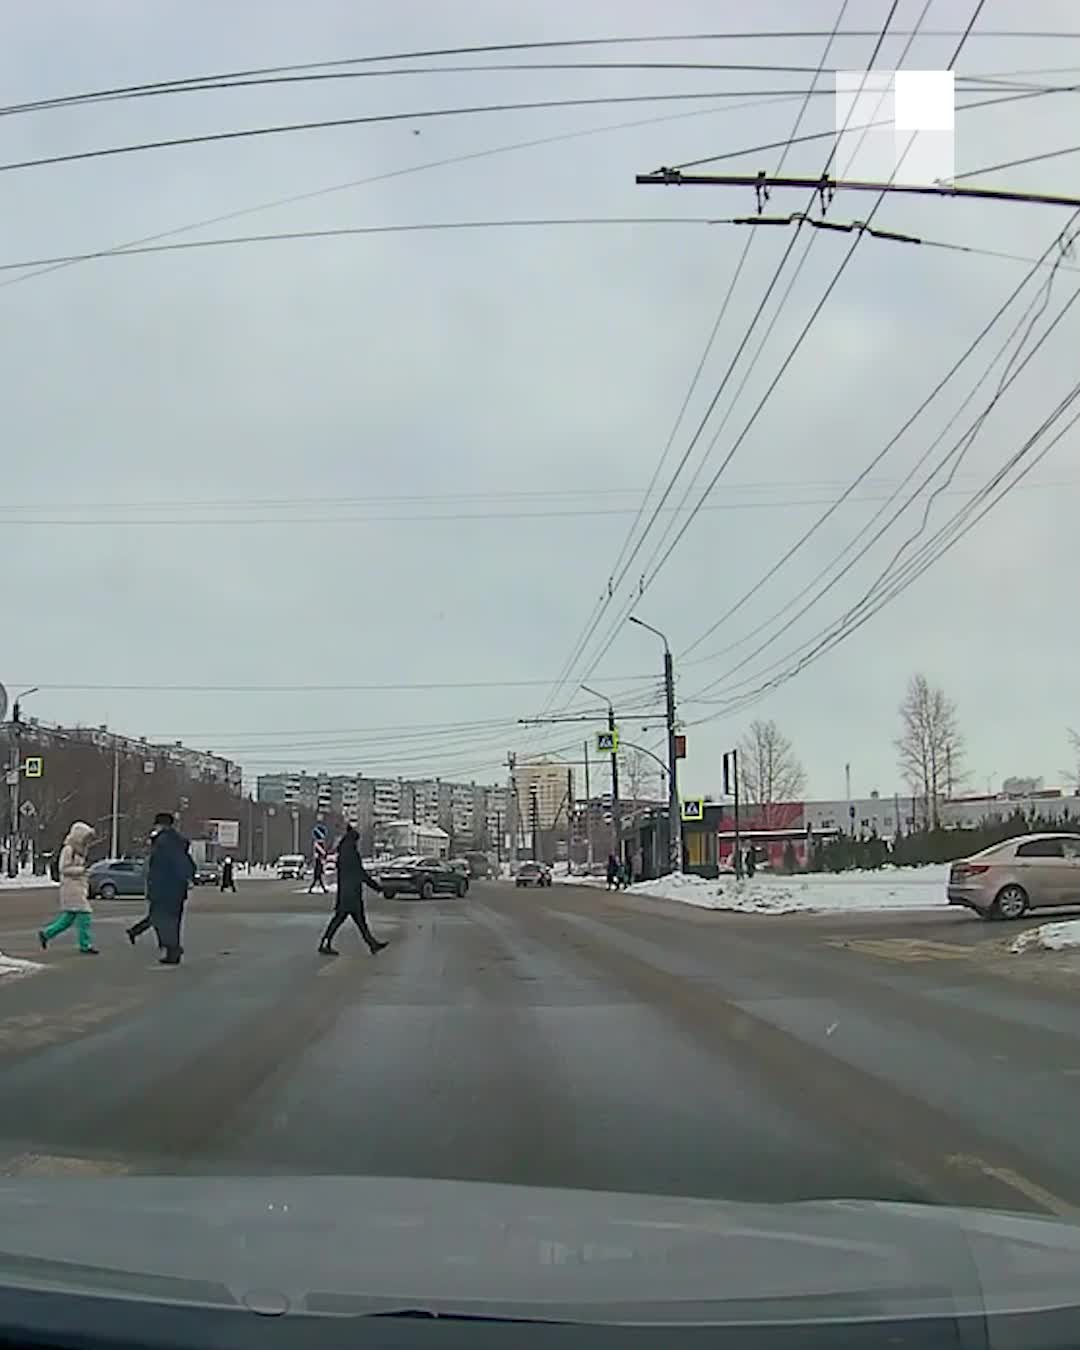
[
  {"xmin": 527, "ymin": 2, "xmax": 857, "ymax": 728},
  {"xmin": 677, "ymin": 209, "xmax": 1080, "ymax": 664},
  {"xmin": 8, "ymin": 676, "xmax": 657, "ymax": 693},
  {"xmin": 0, "ymin": 88, "xmax": 899, "ymax": 178},
  {"xmin": 13, "ymin": 29, "xmax": 1078, "ymax": 119},
  {"xmin": 579, "ymin": 0, "xmax": 952, "ymax": 675}
]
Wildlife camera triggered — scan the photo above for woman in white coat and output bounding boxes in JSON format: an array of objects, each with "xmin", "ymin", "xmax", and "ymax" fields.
[{"xmin": 39, "ymin": 821, "xmax": 99, "ymax": 955}]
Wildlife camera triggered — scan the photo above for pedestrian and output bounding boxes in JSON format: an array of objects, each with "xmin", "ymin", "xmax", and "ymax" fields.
[
  {"xmin": 318, "ymin": 825, "xmax": 388, "ymax": 956},
  {"xmin": 39, "ymin": 821, "xmax": 99, "ymax": 955},
  {"xmin": 307, "ymin": 853, "xmax": 327, "ymax": 894},
  {"xmin": 220, "ymin": 856, "xmax": 236, "ymax": 893},
  {"xmin": 606, "ymin": 852, "xmax": 619, "ymax": 891},
  {"xmin": 744, "ymin": 846, "xmax": 757, "ymax": 879},
  {"xmin": 127, "ymin": 812, "xmax": 195, "ymax": 965}
]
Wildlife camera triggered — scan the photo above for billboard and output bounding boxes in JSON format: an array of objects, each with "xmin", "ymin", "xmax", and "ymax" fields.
[{"xmin": 205, "ymin": 819, "xmax": 240, "ymax": 849}]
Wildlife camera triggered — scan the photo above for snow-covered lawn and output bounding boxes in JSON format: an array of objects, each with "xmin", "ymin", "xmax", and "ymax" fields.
[
  {"xmin": 0, "ymin": 872, "xmax": 56, "ymax": 892},
  {"xmin": 1010, "ymin": 920, "xmax": 1080, "ymax": 954},
  {"xmin": 0, "ymin": 951, "xmax": 45, "ymax": 980},
  {"xmin": 558, "ymin": 866, "xmax": 949, "ymax": 915}
]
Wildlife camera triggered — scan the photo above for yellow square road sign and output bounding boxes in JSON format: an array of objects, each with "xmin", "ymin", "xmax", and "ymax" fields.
[
  {"xmin": 596, "ymin": 729, "xmax": 619, "ymax": 754},
  {"xmin": 681, "ymin": 798, "xmax": 704, "ymax": 822},
  {"xmin": 22, "ymin": 757, "xmax": 43, "ymax": 779}
]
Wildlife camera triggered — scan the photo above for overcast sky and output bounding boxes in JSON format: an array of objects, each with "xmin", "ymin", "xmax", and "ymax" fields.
[{"xmin": 2, "ymin": 0, "xmax": 1078, "ymax": 803}]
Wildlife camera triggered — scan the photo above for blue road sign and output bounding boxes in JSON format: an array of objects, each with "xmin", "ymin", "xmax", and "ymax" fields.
[{"xmin": 312, "ymin": 823, "xmax": 328, "ymax": 842}]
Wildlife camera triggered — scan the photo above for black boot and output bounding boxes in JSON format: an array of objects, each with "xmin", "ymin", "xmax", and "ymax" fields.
[
  {"xmin": 369, "ymin": 939, "xmax": 388, "ymax": 954},
  {"xmin": 159, "ymin": 948, "xmax": 181, "ymax": 966}
]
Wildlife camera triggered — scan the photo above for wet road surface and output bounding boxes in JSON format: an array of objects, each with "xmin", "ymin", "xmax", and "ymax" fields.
[{"xmin": 1, "ymin": 877, "xmax": 1080, "ymax": 1214}]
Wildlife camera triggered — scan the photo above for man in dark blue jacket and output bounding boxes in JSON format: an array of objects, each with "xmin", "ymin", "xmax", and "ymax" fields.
[{"xmin": 128, "ymin": 811, "xmax": 195, "ymax": 965}]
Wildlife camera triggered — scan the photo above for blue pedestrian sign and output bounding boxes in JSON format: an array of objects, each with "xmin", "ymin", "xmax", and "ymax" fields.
[{"xmin": 312, "ymin": 823, "xmax": 328, "ymax": 842}]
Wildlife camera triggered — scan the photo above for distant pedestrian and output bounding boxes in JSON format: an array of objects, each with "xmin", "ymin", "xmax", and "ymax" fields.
[
  {"xmin": 744, "ymin": 846, "xmax": 757, "ymax": 879},
  {"xmin": 127, "ymin": 812, "xmax": 195, "ymax": 965},
  {"xmin": 606, "ymin": 853, "xmax": 619, "ymax": 891},
  {"xmin": 318, "ymin": 825, "xmax": 387, "ymax": 956},
  {"xmin": 220, "ymin": 856, "xmax": 236, "ymax": 893},
  {"xmin": 307, "ymin": 854, "xmax": 327, "ymax": 894},
  {"xmin": 39, "ymin": 821, "xmax": 99, "ymax": 955}
]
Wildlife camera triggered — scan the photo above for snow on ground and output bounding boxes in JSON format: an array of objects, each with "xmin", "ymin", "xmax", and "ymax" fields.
[
  {"xmin": 557, "ymin": 866, "xmax": 949, "ymax": 915},
  {"xmin": 1010, "ymin": 920, "xmax": 1080, "ymax": 954},
  {"xmin": 0, "ymin": 951, "xmax": 45, "ymax": 980},
  {"xmin": 0, "ymin": 872, "xmax": 56, "ymax": 891}
]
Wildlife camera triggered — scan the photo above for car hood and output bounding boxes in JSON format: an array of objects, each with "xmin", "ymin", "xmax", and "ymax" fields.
[{"xmin": 1, "ymin": 1176, "xmax": 1080, "ymax": 1324}]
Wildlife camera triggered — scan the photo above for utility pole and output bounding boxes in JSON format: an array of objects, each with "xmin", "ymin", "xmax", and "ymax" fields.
[
  {"xmin": 724, "ymin": 748, "xmax": 742, "ymax": 878},
  {"xmin": 6, "ymin": 706, "xmax": 20, "ymax": 878},
  {"xmin": 628, "ymin": 616, "xmax": 681, "ymax": 876},
  {"xmin": 608, "ymin": 705, "xmax": 621, "ymax": 865},
  {"xmin": 583, "ymin": 738, "xmax": 593, "ymax": 870},
  {"xmin": 530, "ymin": 785, "xmax": 539, "ymax": 862},
  {"xmin": 507, "ymin": 752, "xmax": 517, "ymax": 872},
  {"xmin": 566, "ymin": 767, "xmax": 574, "ymax": 868},
  {"xmin": 845, "ymin": 762, "xmax": 852, "ymax": 837},
  {"xmin": 109, "ymin": 744, "xmax": 120, "ymax": 858}
]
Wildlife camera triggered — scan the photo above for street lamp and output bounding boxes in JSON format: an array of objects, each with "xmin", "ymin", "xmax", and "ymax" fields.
[
  {"xmin": 628, "ymin": 616, "xmax": 681, "ymax": 875},
  {"xmin": 6, "ymin": 688, "xmax": 40, "ymax": 877}
]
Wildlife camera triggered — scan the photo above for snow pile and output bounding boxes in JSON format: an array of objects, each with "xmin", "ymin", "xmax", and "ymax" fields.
[
  {"xmin": 1010, "ymin": 920, "xmax": 1080, "ymax": 954},
  {"xmin": 0, "ymin": 951, "xmax": 45, "ymax": 980},
  {"xmin": 0, "ymin": 872, "xmax": 56, "ymax": 892},
  {"xmin": 611, "ymin": 866, "xmax": 948, "ymax": 915}
]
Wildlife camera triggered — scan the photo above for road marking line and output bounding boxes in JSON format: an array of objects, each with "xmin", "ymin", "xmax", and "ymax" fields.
[
  {"xmin": 946, "ymin": 1153, "xmax": 1075, "ymax": 1217},
  {"xmin": 828, "ymin": 938, "xmax": 976, "ymax": 962}
]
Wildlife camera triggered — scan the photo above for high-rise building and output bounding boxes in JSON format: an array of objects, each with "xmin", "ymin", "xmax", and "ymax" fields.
[
  {"xmin": 513, "ymin": 759, "xmax": 573, "ymax": 831},
  {"xmin": 255, "ymin": 773, "xmax": 319, "ymax": 810}
]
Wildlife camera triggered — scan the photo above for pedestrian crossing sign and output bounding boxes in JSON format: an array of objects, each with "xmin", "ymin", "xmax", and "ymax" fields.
[
  {"xmin": 681, "ymin": 798, "xmax": 704, "ymax": 822},
  {"xmin": 596, "ymin": 729, "xmax": 619, "ymax": 754},
  {"xmin": 22, "ymin": 757, "xmax": 42, "ymax": 779}
]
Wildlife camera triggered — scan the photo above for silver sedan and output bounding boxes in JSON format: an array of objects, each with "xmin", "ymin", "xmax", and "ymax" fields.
[{"xmin": 947, "ymin": 832, "xmax": 1080, "ymax": 920}]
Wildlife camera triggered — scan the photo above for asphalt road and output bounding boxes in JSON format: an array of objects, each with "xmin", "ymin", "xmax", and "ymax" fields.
[{"xmin": 2, "ymin": 876, "xmax": 1080, "ymax": 1215}]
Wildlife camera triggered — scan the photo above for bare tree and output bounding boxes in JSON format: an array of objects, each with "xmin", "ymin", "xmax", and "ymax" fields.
[
  {"xmin": 1063, "ymin": 729, "xmax": 1080, "ymax": 792},
  {"xmin": 896, "ymin": 674, "xmax": 965, "ymax": 827},
  {"xmin": 737, "ymin": 720, "xmax": 806, "ymax": 827},
  {"xmin": 619, "ymin": 746, "xmax": 661, "ymax": 808}
]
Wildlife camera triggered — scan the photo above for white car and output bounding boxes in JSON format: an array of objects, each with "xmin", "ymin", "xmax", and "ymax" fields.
[{"xmin": 276, "ymin": 854, "xmax": 307, "ymax": 881}]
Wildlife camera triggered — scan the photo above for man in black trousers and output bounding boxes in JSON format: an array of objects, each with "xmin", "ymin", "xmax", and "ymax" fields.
[
  {"xmin": 318, "ymin": 825, "xmax": 387, "ymax": 957},
  {"xmin": 127, "ymin": 812, "xmax": 196, "ymax": 965}
]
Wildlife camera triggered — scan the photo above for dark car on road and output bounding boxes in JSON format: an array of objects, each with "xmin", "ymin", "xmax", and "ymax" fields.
[
  {"xmin": 193, "ymin": 860, "xmax": 220, "ymax": 887},
  {"xmin": 375, "ymin": 856, "xmax": 468, "ymax": 900},
  {"xmin": 515, "ymin": 861, "xmax": 552, "ymax": 888},
  {"xmin": 87, "ymin": 858, "xmax": 147, "ymax": 900},
  {"xmin": 464, "ymin": 851, "xmax": 493, "ymax": 880}
]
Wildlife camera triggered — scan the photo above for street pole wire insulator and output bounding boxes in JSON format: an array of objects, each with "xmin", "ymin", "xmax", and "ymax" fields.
[
  {"xmin": 754, "ymin": 168, "xmax": 770, "ymax": 215},
  {"xmin": 817, "ymin": 175, "xmax": 835, "ymax": 216}
]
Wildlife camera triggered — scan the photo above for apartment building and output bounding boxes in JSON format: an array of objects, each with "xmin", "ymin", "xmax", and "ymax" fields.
[
  {"xmin": 513, "ymin": 759, "xmax": 574, "ymax": 831},
  {"xmin": 256, "ymin": 773, "xmax": 320, "ymax": 811}
]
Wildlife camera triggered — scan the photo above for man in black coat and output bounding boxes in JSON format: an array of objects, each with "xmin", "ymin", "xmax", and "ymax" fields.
[
  {"xmin": 318, "ymin": 825, "xmax": 387, "ymax": 957},
  {"xmin": 134, "ymin": 811, "xmax": 196, "ymax": 965}
]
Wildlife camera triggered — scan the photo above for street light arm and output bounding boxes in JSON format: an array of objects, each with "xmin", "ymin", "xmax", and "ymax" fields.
[
  {"xmin": 628, "ymin": 615, "xmax": 670, "ymax": 652},
  {"xmin": 618, "ymin": 741, "xmax": 669, "ymax": 778}
]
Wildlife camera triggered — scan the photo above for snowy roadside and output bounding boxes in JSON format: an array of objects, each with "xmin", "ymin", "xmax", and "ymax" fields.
[
  {"xmin": 0, "ymin": 873, "xmax": 56, "ymax": 892},
  {"xmin": 1011, "ymin": 920, "xmax": 1080, "ymax": 954},
  {"xmin": 555, "ymin": 866, "xmax": 948, "ymax": 915}
]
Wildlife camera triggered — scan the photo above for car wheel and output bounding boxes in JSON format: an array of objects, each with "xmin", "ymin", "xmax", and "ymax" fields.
[
  {"xmin": 383, "ymin": 889, "xmax": 397, "ymax": 900},
  {"xmin": 456, "ymin": 880, "xmax": 466, "ymax": 898},
  {"xmin": 98, "ymin": 882, "xmax": 117, "ymax": 901},
  {"xmin": 420, "ymin": 879, "xmax": 434, "ymax": 900},
  {"xmin": 993, "ymin": 884, "xmax": 1029, "ymax": 920}
]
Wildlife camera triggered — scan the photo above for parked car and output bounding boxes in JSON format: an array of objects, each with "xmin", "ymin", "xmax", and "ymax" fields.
[
  {"xmin": 515, "ymin": 861, "xmax": 552, "ymax": 888},
  {"xmin": 193, "ymin": 860, "xmax": 220, "ymax": 886},
  {"xmin": 947, "ymin": 832, "xmax": 1080, "ymax": 919},
  {"xmin": 448, "ymin": 858, "xmax": 470, "ymax": 877},
  {"xmin": 87, "ymin": 858, "xmax": 147, "ymax": 900},
  {"xmin": 464, "ymin": 851, "xmax": 493, "ymax": 880},
  {"xmin": 375, "ymin": 856, "xmax": 468, "ymax": 900},
  {"xmin": 276, "ymin": 855, "xmax": 307, "ymax": 881}
]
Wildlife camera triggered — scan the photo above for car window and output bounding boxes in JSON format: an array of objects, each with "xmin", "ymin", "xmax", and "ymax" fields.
[
  {"xmin": 1016, "ymin": 838, "xmax": 1065, "ymax": 858},
  {"xmin": 1063, "ymin": 838, "xmax": 1080, "ymax": 860}
]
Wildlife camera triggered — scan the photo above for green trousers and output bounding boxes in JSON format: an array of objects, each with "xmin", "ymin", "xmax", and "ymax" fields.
[{"xmin": 41, "ymin": 911, "xmax": 94, "ymax": 951}]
